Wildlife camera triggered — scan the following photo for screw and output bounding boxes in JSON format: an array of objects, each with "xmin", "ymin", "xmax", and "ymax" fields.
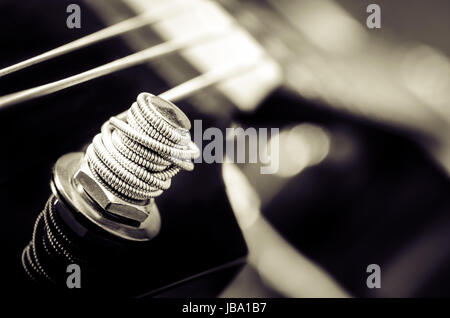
[{"xmin": 74, "ymin": 158, "xmax": 150, "ymax": 224}]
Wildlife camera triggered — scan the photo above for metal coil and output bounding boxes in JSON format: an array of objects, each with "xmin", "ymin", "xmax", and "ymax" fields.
[
  {"xmin": 22, "ymin": 195, "xmax": 84, "ymax": 284},
  {"xmin": 85, "ymin": 93, "xmax": 199, "ymax": 202}
]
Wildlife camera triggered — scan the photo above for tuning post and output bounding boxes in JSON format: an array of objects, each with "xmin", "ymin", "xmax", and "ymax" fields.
[{"xmin": 22, "ymin": 92, "xmax": 199, "ymax": 284}]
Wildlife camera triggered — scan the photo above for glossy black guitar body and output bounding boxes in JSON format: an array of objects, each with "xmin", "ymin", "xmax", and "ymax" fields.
[{"xmin": 0, "ymin": 0, "xmax": 247, "ymax": 300}]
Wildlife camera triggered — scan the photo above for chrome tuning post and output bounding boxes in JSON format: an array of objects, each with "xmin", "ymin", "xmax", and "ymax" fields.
[{"xmin": 22, "ymin": 93, "xmax": 199, "ymax": 285}]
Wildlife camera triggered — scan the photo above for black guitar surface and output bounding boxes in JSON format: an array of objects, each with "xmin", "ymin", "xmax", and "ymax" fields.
[{"xmin": 0, "ymin": 0, "xmax": 247, "ymax": 300}]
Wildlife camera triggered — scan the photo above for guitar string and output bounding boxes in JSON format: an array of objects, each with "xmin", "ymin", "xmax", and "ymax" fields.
[
  {"xmin": 0, "ymin": 30, "xmax": 233, "ymax": 110},
  {"xmin": 0, "ymin": 2, "xmax": 267, "ymax": 110},
  {"xmin": 0, "ymin": 0, "xmax": 196, "ymax": 78}
]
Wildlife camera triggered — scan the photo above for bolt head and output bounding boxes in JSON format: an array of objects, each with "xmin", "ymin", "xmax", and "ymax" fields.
[
  {"xmin": 74, "ymin": 159, "xmax": 152, "ymax": 224},
  {"xmin": 147, "ymin": 94, "xmax": 191, "ymax": 130}
]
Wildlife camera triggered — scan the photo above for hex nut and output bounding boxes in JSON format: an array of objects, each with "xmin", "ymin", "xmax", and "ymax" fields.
[{"xmin": 73, "ymin": 159, "xmax": 151, "ymax": 224}]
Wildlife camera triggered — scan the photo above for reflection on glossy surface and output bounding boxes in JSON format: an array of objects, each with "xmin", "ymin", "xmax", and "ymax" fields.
[
  {"xmin": 222, "ymin": 163, "xmax": 349, "ymax": 297},
  {"xmin": 271, "ymin": 123, "xmax": 330, "ymax": 178}
]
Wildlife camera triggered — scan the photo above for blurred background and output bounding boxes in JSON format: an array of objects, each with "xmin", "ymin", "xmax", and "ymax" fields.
[{"xmin": 1, "ymin": 0, "xmax": 450, "ymax": 298}]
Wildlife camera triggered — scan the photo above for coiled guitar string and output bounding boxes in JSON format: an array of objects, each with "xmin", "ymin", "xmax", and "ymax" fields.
[
  {"xmin": 22, "ymin": 94, "xmax": 200, "ymax": 285},
  {"xmin": 85, "ymin": 93, "xmax": 199, "ymax": 203},
  {"xmin": 22, "ymin": 195, "xmax": 85, "ymax": 284}
]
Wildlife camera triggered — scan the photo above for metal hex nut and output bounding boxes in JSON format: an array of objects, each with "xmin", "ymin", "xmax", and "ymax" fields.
[{"xmin": 73, "ymin": 159, "xmax": 150, "ymax": 224}]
